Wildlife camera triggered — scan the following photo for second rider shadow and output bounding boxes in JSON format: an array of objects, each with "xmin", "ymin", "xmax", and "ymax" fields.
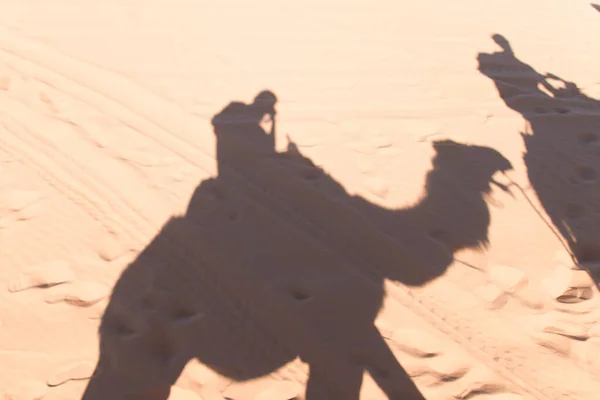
[{"xmin": 478, "ymin": 34, "xmax": 600, "ymax": 280}]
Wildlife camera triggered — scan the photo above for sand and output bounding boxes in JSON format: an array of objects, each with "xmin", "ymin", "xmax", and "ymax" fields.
[{"xmin": 1, "ymin": 0, "xmax": 600, "ymax": 399}]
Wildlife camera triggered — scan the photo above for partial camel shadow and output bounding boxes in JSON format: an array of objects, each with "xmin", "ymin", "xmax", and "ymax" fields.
[
  {"xmin": 82, "ymin": 90, "xmax": 512, "ymax": 399},
  {"xmin": 478, "ymin": 34, "xmax": 600, "ymax": 282}
]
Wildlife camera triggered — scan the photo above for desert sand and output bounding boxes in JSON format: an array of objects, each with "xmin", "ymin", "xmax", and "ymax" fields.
[{"xmin": 2, "ymin": 0, "xmax": 600, "ymax": 399}]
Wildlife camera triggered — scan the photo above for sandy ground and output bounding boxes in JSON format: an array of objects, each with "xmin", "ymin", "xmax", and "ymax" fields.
[{"xmin": 2, "ymin": 0, "xmax": 600, "ymax": 399}]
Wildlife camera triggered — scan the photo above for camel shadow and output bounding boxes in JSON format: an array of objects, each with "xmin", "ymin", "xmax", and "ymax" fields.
[
  {"xmin": 81, "ymin": 91, "xmax": 512, "ymax": 399},
  {"xmin": 478, "ymin": 34, "xmax": 600, "ymax": 283}
]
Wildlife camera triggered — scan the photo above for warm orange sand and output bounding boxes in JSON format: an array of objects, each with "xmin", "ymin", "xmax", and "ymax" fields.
[{"xmin": 2, "ymin": 1, "xmax": 600, "ymax": 399}]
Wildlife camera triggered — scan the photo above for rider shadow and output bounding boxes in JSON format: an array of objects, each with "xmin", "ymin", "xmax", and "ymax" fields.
[
  {"xmin": 478, "ymin": 34, "xmax": 600, "ymax": 282},
  {"xmin": 82, "ymin": 90, "xmax": 512, "ymax": 399}
]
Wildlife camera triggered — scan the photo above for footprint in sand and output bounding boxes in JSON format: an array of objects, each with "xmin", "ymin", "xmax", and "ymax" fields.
[
  {"xmin": 43, "ymin": 281, "xmax": 110, "ymax": 307},
  {"xmin": 46, "ymin": 361, "xmax": 95, "ymax": 387},
  {"xmin": 7, "ymin": 260, "xmax": 75, "ymax": 293}
]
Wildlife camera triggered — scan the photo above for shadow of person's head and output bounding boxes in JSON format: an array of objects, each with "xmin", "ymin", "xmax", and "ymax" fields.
[
  {"xmin": 251, "ymin": 90, "xmax": 278, "ymax": 117},
  {"xmin": 477, "ymin": 34, "xmax": 552, "ymax": 111},
  {"xmin": 211, "ymin": 89, "xmax": 278, "ymax": 129}
]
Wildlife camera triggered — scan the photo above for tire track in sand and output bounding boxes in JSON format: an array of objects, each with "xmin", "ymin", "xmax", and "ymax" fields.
[{"xmin": 0, "ymin": 74, "xmax": 178, "ymax": 241}]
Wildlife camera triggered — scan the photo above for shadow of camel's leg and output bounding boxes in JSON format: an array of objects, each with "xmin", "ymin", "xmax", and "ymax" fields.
[
  {"xmin": 81, "ymin": 355, "xmax": 172, "ymax": 400},
  {"xmin": 81, "ymin": 308, "xmax": 189, "ymax": 400},
  {"xmin": 362, "ymin": 327, "xmax": 426, "ymax": 400},
  {"xmin": 305, "ymin": 359, "xmax": 363, "ymax": 400}
]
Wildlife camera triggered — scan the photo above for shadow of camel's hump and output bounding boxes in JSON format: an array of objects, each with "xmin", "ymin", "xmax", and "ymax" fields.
[{"xmin": 98, "ymin": 166, "xmax": 394, "ymax": 385}]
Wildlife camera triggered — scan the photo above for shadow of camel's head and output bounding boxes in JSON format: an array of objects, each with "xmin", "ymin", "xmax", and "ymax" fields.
[{"xmin": 431, "ymin": 139, "xmax": 513, "ymax": 194}]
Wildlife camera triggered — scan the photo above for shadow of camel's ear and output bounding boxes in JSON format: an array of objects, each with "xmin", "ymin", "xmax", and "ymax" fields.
[
  {"xmin": 591, "ymin": 3, "xmax": 600, "ymax": 12},
  {"xmin": 431, "ymin": 139, "xmax": 459, "ymax": 152},
  {"xmin": 491, "ymin": 33, "xmax": 513, "ymax": 53},
  {"xmin": 286, "ymin": 135, "xmax": 299, "ymax": 152}
]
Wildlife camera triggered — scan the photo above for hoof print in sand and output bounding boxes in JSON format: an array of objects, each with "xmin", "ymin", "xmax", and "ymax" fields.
[
  {"xmin": 454, "ymin": 367, "xmax": 506, "ymax": 399},
  {"xmin": 391, "ymin": 328, "xmax": 443, "ymax": 358},
  {"xmin": 414, "ymin": 351, "xmax": 472, "ymax": 387},
  {"xmin": 46, "ymin": 361, "xmax": 95, "ymax": 387},
  {"xmin": 487, "ymin": 264, "xmax": 528, "ymax": 293},
  {"xmin": 541, "ymin": 264, "xmax": 595, "ymax": 303},
  {"xmin": 533, "ymin": 312, "xmax": 589, "ymax": 340},
  {"xmin": 7, "ymin": 260, "xmax": 75, "ymax": 293},
  {"xmin": 531, "ymin": 330, "xmax": 572, "ymax": 355},
  {"xmin": 2, "ymin": 380, "xmax": 48, "ymax": 400},
  {"xmin": 542, "ymin": 319, "xmax": 589, "ymax": 340},
  {"xmin": 43, "ymin": 281, "xmax": 110, "ymax": 307},
  {"xmin": 428, "ymin": 352, "xmax": 472, "ymax": 381},
  {"xmin": 475, "ymin": 283, "xmax": 509, "ymax": 309},
  {"xmin": 556, "ymin": 287, "xmax": 593, "ymax": 303}
]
